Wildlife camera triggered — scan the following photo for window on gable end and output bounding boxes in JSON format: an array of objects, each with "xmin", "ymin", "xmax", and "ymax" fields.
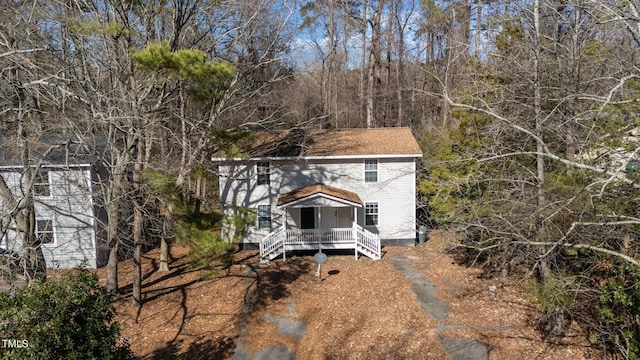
[
  {"xmin": 257, "ymin": 161, "xmax": 270, "ymax": 185},
  {"xmin": 36, "ymin": 219, "xmax": 56, "ymax": 246},
  {"xmin": 34, "ymin": 169, "xmax": 51, "ymax": 197},
  {"xmin": 364, "ymin": 159, "xmax": 378, "ymax": 183}
]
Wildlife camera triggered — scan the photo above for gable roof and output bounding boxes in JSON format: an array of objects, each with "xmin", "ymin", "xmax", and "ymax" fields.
[
  {"xmin": 277, "ymin": 183, "xmax": 363, "ymax": 208},
  {"xmin": 215, "ymin": 127, "xmax": 423, "ymax": 160},
  {"xmin": 0, "ymin": 135, "xmax": 107, "ymax": 168}
]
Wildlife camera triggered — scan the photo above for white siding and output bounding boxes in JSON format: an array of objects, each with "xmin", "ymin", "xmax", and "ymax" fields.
[
  {"xmin": 219, "ymin": 157, "xmax": 418, "ymax": 245},
  {"xmin": 0, "ymin": 168, "xmax": 97, "ymax": 268}
]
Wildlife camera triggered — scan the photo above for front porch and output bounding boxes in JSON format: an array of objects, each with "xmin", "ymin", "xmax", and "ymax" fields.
[
  {"xmin": 259, "ymin": 183, "xmax": 381, "ymax": 261},
  {"xmin": 259, "ymin": 225, "xmax": 381, "ymax": 261}
]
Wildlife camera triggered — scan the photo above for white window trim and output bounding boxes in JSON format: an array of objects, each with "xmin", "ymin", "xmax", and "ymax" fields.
[
  {"xmin": 36, "ymin": 218, "xmax": 57, "ymax": 247},
  {"xmin": 364, "ymin": 201, "xmax": 379, "ymax": 227},
  {"xmin": 257, "ymin": 204, "xmax": 272, "ymax": 230},
  {"xmin": 33, "ymin": 169, "xmax": 53, "ymax": 198},
  {"xmin": 364, "ymin": 159, "xmax": 378, "ymax": 183},
  {"xmin": 256, "ymin": 161, "xmax": 271, "ymax": 185}
]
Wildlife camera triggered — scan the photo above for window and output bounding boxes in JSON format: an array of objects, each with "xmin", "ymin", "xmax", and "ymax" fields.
[
  {"xmin": 36, "ymin": 219, "xmax": 55, "ymax": 246},
  {"xmin": 257, "ymin": 162, "xmax": 270, "ymax": 185},
  {"xmin": 365, "ymin": 202, "xmax": 378, "ymax": 226},
  {"xmin": 258, "ymin": 205, "xmax": 272, "ymax": 230},
  {"xmin": 34, "ymin": 170, "xmax": 51, "ymax": 197},
  {"xmin": 364, "ymin": 160, "xmax": 378, "ymax": 183}
]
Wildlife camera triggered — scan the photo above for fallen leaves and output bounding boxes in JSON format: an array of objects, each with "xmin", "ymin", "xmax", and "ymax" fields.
[{"xmin": 94, "ymin": 232, "xmax": 592, "ymax": 360}]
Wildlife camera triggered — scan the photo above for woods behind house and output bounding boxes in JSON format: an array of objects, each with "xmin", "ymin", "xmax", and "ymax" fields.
[{"xmin": 0, "ymin": 0, "xmax": 639, "ymax": 358}]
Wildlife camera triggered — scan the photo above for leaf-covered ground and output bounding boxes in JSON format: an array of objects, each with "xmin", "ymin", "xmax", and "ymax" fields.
[{"xmin": 99, "ymin": 232, "xmax": 593, "ymax": 359}]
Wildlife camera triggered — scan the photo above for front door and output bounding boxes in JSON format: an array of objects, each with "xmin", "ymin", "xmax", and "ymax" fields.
[
  {"xmin": 300, "ymin": 207, "xmax": 315, "ymax": 229},
  {"xmin": 321, "ymin": 207, "xmax": 338, "ymax": 229},
  {"xmin": 337, "ymin": 207, "xmax": 352, "ymax": 228},
  {"xmin": 320, "ymin": 207, "xmax": 352, "ymax": 228}
]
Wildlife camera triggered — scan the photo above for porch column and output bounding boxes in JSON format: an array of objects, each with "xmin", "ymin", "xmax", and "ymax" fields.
[
  {"xmin": 353, "ymin": 207, "xmax": 358, "ymax": 260},
  {"xmin": 317, "ymin": 207, "xmax": 322, "ymax": 250},
  {"xmin": 282, "ymin": 208, "xmax": 286, "ymax": 261}
]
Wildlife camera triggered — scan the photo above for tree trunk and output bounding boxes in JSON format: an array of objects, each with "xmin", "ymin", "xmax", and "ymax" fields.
[
  {"xmin": 18, "ymin": 203, "xmax": 46, "ymax": 282},
  {"xmin": 475, "ymin": 0, "xmax": 482, "ymax": 57},
  {"xmin": 360, "ymin": 0, "xmax": 368, "ymax": 125},
  {"xmin": 366, "ymin": 0, "xmax": 384, "ymax": 129},
  {"xmin": 393, "ymin": 0, "xmax": 405, "ymax": 126},
  {"xmin": 565, "ymin": 5, "xmax": 581, "ymax": 162},
  {"xmin": 158, "ymin": 203, "xmax": 173, "ymax": 273},
  {"xmin": 323, "ymin": 0, "xmax": 336, "ymax": 128},
  {"xmin": 105, "ymin": 159, "xmax": 126, "ymax": 293},
  {"xmin": 158, "ymin": 204, "xmax": 172, "ymax": 273},
  {"xmin": 130, "ymin": 46, "xmax": 144, "ymax": 306},
  {"xmin": 132, "ymin": 147, "xmax": 143, "ymax": 307},
  {"xmin": 106, "ymin": 237, "xmax": 119, "ymax": 292},
  {"xmin": 106, "ymin": 181, "xmax": 120, "ymax": 292},
  {"xmin": 132, "ymin": 209, "xmax": 142, "ymax": 306},
  {"xmin": 159, "ymin": 238, "xmax": 170, "ymax": 272},
  {"xmin": 384, "ymin": 0, "xmax": 393, "ymax": 125},
  {"xmin": 533, "ymin": 0, "xmax": 550, "ymax": 280}
]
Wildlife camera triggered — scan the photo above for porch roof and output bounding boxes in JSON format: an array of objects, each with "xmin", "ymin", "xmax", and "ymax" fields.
[{"xmin": 276, "ymin": 183, "xmax": 363, "ymax": 208}]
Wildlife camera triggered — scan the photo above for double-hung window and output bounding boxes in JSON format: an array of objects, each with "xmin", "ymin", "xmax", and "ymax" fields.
[
  {"xmin": 365, "ymin": 202, "xmax": 379, "ymax": 226},
  {"xmin": 257, "ymin": 161, "xmax": 270, "ymax": 185},
  {"xmin": 364, "ymin": 160, "xmax": 378, "ymax": 183},
  {"xmin": 34, "ymin": 169, "xmax": 51, "ymax": 197},
  {"xmin": 36, "ymin": 219, "xmax": 55, "ymax": 246},
  {"xmin": 258, "ymin": 205, "xmax": 272, "ymax": 230}
]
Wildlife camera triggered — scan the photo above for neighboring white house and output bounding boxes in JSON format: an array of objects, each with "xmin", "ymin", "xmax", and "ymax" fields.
[
  {"xmin": 0, "ymin": 137, "xmax": 108, "ymax": 269},
  {"xmin": 578, "ymin": 127, "xmax": 640, "ymax": 178},
  {"xmin": 214, "ymin": 127, "xmax": 423, "ymax": 261}
]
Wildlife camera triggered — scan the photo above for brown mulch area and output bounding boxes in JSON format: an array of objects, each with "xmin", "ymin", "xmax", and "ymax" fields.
[{"xmin": 98, "ymin": 231, "xmax": 594, "ymax": 359}]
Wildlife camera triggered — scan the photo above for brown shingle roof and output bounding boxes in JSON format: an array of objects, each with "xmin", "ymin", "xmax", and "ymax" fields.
[
  {"xmin": 277, "ymin": 183, "xmax": 363, "ymax": 207},
  {"xmin": 244, "ymin": 127, "xmax": 422, "ymax": 158}
]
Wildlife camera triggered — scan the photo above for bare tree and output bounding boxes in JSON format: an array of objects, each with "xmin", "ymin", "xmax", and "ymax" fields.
[
  {"xmin": 419, "ymin": 0, "xmax": 640, "ymax": 348},
  {"xmin": 0, "ymin": 0, "xmax": 72, "ymax": 283}
]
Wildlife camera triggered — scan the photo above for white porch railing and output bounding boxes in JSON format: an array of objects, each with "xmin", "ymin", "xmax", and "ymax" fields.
[
  {"xmin": 355, "ymin": 226, "xmax": 381, "ymax": 260},
  {"xmin": 259, "ymin": 226, "xmax": 381, "ymax": 261},
  {"xmin": 260, "ymin": 228, "xmax": 286, "ymax": 261},
  {"xmin": 285, "ymin": 228, "xmax": 354, "ymax": 245}
]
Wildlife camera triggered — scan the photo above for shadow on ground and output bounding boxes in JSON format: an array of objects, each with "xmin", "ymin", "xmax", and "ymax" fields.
[
  {"xmin": 251, "ymin": 257, "xmax": 313, "ymax": 310},
  {"xmin": 145, "ymin": 335, "xmax": 236, "ymax": 360},
  {"xmin": 232, "ymin": 256, "xmax": 313, "ymax": 360},
  {"xmin": 113, "ymin": 249, "xmax": 259, "ymax": 359}
]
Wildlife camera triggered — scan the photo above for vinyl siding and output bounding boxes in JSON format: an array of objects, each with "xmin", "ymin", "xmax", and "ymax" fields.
[
  {"xmin": 0, "ymin": 168, "xmax": 97, "ymax": 268},
  {"xmin": 218, "ymin": 157, "xmax": 418, "ymax": 244}
]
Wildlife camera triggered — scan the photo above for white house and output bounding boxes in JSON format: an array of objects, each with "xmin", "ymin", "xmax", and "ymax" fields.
[
  {"xmin": 576, "ymin": 126, "xmax": 640, "ymax": 179},
  {"xmin": 0, "ymin": 137, "xmax": 107, "ymax": 269},
  {"xmin": 214, "ymin": 127, "xmax": 423, "ymax": 261}
]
